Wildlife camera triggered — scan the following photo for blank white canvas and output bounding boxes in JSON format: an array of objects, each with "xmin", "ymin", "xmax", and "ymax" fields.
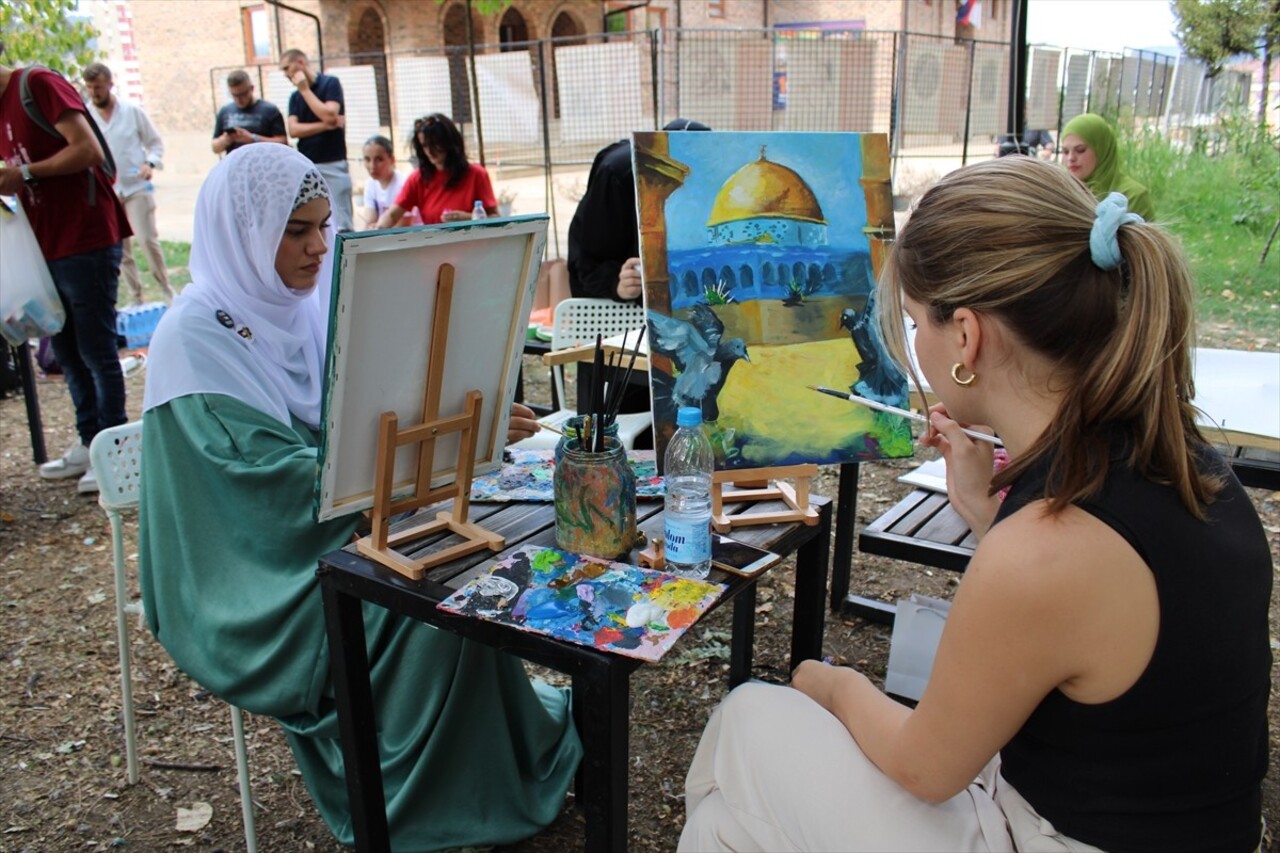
[
  {"xmin": 473, "ymin": 52, "xmax": 540, "ymax": 144},
  {"xmin": 556, "ymin": 42, "xmax": 646, "ymax": 144},
  {"xmin": 327, "ymin": 65, "xmax": 381, "ymax": 148},
  {"xmin": 264, "ymin": 68, "xmax": 295, "ymax": 123},
  {"xmin": 316, "ymin": 216, "xmax": 548, "ymax": 521},
  {"xmin": 677, "ymin": 39, "xmax": 772, "ymax": 131},
  {"xmin": 392, "ymin": 56, "xmax": 455, "ymax": 143}
]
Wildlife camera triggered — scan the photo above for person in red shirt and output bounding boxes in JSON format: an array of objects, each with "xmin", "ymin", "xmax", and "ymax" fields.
[
  {"xmin": 0, "ymin": 56, "xmax": 132, "ymax": 494},
  {"xmin": 375, "ymin": 113, "xmax": 496, "ymax": 227}
]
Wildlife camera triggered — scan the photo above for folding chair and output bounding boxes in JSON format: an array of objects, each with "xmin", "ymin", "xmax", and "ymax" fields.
[
  {"xmin": 90, "ymin": 421, "xmax": 257, "ymax": 852},
  {"xmin": 512, "ymin": 297, "xmax": 652, "ymax": 450}
]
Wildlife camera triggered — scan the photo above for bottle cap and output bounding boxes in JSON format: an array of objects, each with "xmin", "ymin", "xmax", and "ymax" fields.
[{"xmin": 676, "ymin": 406, "xmax": 702, "ymax": 427}]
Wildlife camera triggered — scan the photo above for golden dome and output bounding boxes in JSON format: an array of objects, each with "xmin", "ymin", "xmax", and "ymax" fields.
[{"xmin": 706, "ymin": 147, "xmax": 826, "ymax": 227}]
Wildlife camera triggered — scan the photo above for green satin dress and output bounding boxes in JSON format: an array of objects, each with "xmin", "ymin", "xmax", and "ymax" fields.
[{"xmin": 138, "ymin": 393, "xmax": 582, "ymax": 851}]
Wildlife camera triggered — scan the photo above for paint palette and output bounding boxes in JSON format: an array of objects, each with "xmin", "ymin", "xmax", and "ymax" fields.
[
  {"xmin": 470, "ymin": 448, "xmax": 664, "ymax": 502},
  {"xmin": 438, "ymin": 546, "xmax": 724, "ymax": 662}
]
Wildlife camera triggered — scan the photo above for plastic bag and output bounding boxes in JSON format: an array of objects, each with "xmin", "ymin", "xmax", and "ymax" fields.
[
  {"xmin": 0, "ymin": 196, "xmax": 64, "ymax": 346},
  {"xmin": 884, "ymin": 593, "xmax": 951, "ymax": 701}
]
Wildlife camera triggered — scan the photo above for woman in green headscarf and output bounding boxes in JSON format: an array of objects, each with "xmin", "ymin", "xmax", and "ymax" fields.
[{"xmin": 1060, "ymin": 113, "xmax": 1155, "ymax": 220}]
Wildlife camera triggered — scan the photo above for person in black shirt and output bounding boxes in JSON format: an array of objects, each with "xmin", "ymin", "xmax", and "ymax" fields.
[
  {"xmin": 280, "ymin": 49, "xmax": 353, "ymax": 232},
  {"xmin": 567, "ymin": 118, "xmax": 709, "ymax": 303},
  {"xmin": 211, "ymin": 70, "xmax": 287, "ymax": 156}
]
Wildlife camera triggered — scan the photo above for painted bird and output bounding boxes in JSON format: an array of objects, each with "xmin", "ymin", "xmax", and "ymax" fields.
[
  {"xmin": 839, "ymin": 298, "xmax": 907, "ymax": 406},
  {"xmin": 648, "ymin": 304, "xmax": 750, "ymax": 422}
]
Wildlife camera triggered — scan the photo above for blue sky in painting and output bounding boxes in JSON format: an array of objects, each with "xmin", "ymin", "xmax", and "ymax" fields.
[{"xmin": 664, "ymin": 132, "xmax": 869, "ymax": 253}]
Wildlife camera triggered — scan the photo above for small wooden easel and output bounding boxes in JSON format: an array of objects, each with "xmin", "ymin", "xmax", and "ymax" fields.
[
  {"xmin": 355, "ymin": 263, "xmax": 504, "ymax": 580},
  {"xmin": 710, "ymin": 464, "xmax": 820, "ymax": 533}
]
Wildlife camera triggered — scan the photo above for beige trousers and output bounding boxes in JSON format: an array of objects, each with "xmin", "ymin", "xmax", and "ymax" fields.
[
  {"xmin": 678, "ymin": 682, "xmax": 1104, "ymax": 853},
  {"xmin": 120, "ymin": 191, "xmax": 176, "ymax": 305}
]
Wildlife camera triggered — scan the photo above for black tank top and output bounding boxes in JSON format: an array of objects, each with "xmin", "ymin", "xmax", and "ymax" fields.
[{"xmin": 997, "ymin": 446, "xmax": 1271, "ymax": 853}]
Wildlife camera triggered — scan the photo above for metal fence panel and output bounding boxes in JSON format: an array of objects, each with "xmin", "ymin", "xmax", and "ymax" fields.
[
  {"xmin": 675, "ymin": 31, "xmax": 774, "ymax": 131},
  {"xmin": 1026, "ymin": 47, "xmax": 1062, "ymax": 129},
  {"xmin": 214, "ymin": 29, "xmax": 1250, "ymax": 254},
  {"xmin": 782, "ymin": 36, "xmax": 891, "ymax": 133},
  {"xmin": 556, "ymin": 41, "xmax": 651, "ymax": 143}
]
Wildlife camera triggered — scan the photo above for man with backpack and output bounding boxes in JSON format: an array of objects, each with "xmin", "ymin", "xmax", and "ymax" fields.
[{"xmin": 0, "ymin": 50, "xmax": 132, "ymax": 495}]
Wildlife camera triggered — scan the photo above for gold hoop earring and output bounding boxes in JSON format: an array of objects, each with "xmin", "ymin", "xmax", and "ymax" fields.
[{"xmin": 951, "ymin": 363, "xmax": 977, "ymax": 386}]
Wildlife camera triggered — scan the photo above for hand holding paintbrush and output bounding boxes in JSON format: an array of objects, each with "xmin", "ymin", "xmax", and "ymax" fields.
[{"xmin": 807, "ymin": 385, "xmax": 1003, "ymax": 446}]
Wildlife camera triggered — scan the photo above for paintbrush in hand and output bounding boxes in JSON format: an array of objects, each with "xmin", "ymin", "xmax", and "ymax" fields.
[{"xmin": 807, "ymin": 385, "xmax": 1003, "ymax": 446}]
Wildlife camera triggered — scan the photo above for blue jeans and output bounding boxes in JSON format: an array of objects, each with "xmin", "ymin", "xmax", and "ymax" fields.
[{"xmin": 46, "ymin": 243, "xmax": 127, "ymax": 447}]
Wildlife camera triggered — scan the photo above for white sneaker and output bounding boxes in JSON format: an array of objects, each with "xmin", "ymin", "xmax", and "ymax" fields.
[
  {"xmin": 40, "ymin": 443, "xmax": 90, "ymax": 480},
  {"xmin": 77, "ymin": 467, "xmax": 99, "ymax": 495}
]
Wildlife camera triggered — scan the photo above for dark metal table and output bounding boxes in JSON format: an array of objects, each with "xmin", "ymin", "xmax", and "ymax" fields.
[{"xmin": 317, "ymin": 494, "xmax": 832, "ymax": 853}]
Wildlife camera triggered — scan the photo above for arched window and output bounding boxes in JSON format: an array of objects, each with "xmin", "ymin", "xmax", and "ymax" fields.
[
  {"xmin": 443, "ymin": 2, "xmax": 485, "ymax": 124},
  {"xmin": 349, "ymin": 5, "xmax": 390, "ymax": 126},
  {"xmin": 548, "ymin": 10, "xmax": 586, "ymax": 119},
  {"xmin": 499, "ymin": 7, "xmax": 529, "ymax": 51}
]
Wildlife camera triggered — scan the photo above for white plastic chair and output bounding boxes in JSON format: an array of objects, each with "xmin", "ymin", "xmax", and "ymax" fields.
[
  {"xmin": 513, "ymin": 298, "xmax": 652, "ymax": 450},
  {"xmin": 90, "ymin": 421, "xmax": 257, "ymax": 852}
]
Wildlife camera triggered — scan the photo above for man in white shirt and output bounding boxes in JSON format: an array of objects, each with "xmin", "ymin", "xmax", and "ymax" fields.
[{"xmin": 83, "ymin": 62, "xmax": 176, "ymax": 305}]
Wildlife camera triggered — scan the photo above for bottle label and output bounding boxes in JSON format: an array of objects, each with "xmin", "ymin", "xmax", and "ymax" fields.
[{"xmin": 664, "ymin": 514, "xmax": 710, "ymax": 565}]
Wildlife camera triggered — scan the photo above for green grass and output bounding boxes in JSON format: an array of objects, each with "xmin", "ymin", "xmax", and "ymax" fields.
[
  {"xmin": 1124, "ymin": 119, "xmax": 1280, "ymax": 349},
  {"xmin": 131, "ymin": 239, "xmax": 191, "ymax": 301}
]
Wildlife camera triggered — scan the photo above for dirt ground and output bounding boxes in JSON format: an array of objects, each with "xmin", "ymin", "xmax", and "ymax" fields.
[{"xmin": 0, "ymin": 346, "xmax": 1276, "ymax": 852}]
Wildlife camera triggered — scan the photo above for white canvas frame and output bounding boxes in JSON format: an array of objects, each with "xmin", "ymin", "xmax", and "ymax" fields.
[{"xmin": 315, "ymin": 215, "xmax": 548, "ymax": 522}]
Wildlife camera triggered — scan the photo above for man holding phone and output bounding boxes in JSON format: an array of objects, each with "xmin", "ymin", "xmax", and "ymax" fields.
[{"xmin": 211, "ymin": 70, "xmax": 287, "ymax": 156}]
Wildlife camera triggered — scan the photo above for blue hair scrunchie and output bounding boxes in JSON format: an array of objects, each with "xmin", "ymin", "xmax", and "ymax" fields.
[{"xmin": 1090, "ymin": 191, "xmax": 1144, "ymax": 271}]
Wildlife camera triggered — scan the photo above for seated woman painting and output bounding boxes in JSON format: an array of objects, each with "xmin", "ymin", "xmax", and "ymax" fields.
[
  {"xmin": 679, "ymin": 157, "xmax": 1269, "ymax": 852},
  {"xmin": 376, "ymin": 113, "xmax": 496, "ymax": 227},
  {"xmin": 138, "ymin": 144, "xmax": 581, "ymax": 852}
]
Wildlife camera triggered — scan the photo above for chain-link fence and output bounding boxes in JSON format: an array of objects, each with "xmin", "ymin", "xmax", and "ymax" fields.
[{"xmin": 210, "ymin": 28, "xmax": 1250, "ymax": 252}]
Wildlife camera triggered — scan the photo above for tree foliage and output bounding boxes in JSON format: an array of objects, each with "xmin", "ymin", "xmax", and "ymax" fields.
[
  {"xmin": 0, "ymin": 0, "xmax": 100, "ymax": 77},
  {"xmin": 1172, "ymin": 0, "xmax": 1266, "ymax": 73}
]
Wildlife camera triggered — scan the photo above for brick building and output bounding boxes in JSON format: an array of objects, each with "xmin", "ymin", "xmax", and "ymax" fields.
[{"xmin": 77, "ymin": 0, "xmax": 1012, "ymax": 170}]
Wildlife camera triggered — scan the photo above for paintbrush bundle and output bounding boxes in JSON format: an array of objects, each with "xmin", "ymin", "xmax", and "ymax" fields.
[{"xmin": 582, "ymin": 326, "xmax": 647, "ymax": 453}]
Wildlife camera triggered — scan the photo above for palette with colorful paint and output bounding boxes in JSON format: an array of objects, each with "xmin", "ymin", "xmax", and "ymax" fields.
[{"xmin": 437, "ymin": 546, "xmax": 724, "ymax": 662}]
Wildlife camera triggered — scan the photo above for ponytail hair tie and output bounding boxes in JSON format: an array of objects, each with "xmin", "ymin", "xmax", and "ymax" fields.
[{"xmin": 1090, "ymin": 192, "xmax": 1144, "ymax": 271}]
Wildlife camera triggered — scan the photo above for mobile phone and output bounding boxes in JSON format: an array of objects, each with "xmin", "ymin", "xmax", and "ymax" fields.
[{"xmin": 711, "ymin": 534, "xmax": 780, "ymax": 577}]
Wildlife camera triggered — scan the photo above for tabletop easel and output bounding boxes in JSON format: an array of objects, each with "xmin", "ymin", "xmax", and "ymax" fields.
[
  {"xmin": 711, "ymin": 464, "xmax": 820, "ymax": 533},
  {"xmin": 355, "ymin": 263, "xmax": 504, "ymax": 580}
]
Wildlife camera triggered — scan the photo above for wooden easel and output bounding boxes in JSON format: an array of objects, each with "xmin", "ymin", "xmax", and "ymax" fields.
[
  {"xmin": 355, "ymin": 263, "xmax": 504, "ymax": 580},
  {"xmin": 710, "ymin": 464, "xmax": 820, "ymax": 533}
]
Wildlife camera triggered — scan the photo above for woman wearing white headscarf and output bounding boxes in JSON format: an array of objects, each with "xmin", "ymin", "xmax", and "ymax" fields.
[{"xmin": 138, "ymin": 144, "xmax": 581, "ymax": 851}]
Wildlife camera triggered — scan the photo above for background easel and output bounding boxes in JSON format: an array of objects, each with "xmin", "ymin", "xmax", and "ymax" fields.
[
  {"xmin": 355, "ymin": 263, "xmax": 504, "ymax": 579},
  {"xmin": 711, "ymin": 464, "xmax": 820, "ymax": 533}
]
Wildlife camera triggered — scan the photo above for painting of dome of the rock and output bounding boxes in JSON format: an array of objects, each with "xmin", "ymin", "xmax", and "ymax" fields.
[{"xmin": 632, "ymin": 131, "xmax": 912, "ymax": 470}]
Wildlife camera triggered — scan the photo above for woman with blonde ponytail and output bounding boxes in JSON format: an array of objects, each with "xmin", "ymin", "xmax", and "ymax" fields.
[{"xmin": 678, "ymin": 157, "xmax": 1270, "ymax": 853}]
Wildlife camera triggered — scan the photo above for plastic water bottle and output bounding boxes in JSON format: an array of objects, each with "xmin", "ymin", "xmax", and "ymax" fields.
[
  {"xmin": 471, "ymin": 200, "xmax": 487, "ymax": 220},
  {"xmin": 663, "ymin": 406, "xmax": 714, "ymax": 579}
]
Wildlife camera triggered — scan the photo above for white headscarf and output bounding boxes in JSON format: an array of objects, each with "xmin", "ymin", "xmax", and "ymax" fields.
[{"xmin": 144, "ymin": 145, "xmax": 333, "ymax": 430}]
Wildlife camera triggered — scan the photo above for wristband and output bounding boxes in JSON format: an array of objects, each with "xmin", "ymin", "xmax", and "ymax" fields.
[
  {"xmin": 19, "ymin": 163, "xmax": 36, "ymax": 184},
  {"xmin": 250, "ymin": 133, "xmax": 260, "ymax": 143}
]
